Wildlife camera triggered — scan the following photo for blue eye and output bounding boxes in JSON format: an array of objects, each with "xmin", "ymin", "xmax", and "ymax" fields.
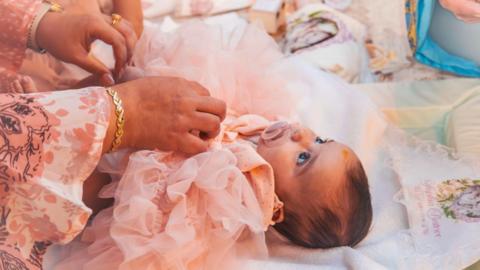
[
  {"xmin": 297, "ymin": 152, "xmax": 311, "ymax": 165},
  {"xmin": 315, "ymin": 137, "xmax": 326, "ymax": 144}
]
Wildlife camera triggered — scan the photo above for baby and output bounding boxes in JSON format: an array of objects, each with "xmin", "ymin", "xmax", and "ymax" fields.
[
  {"xmin": 55, "ymin": 114, "xmax": 372, "ymax": 270},
  {"xmin": 257, "ymin": 120, "xmax": 372, "ymax": 248}
]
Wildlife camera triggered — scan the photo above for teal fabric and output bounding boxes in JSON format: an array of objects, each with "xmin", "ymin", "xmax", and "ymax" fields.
[{"xmin": 410, "ymin": 0, "xmax": 480, "ymax": 77}]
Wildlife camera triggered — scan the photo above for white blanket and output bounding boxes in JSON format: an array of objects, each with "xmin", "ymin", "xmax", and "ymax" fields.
[{"xmin": 243, "ymin": 60, "xmax": 480, "ymax": 270}]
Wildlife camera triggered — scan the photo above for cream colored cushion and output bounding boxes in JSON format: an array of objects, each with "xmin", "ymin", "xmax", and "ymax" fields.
[
  {"xmin": 355, "ymin": 79, "xmax": 480, "ymax": 156},
  {"xmin": 446, "ymin": 87, "xmax": 480, "ymax": 155}
]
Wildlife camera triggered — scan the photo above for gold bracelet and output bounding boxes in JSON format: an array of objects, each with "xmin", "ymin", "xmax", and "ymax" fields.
[
  {"xmin": 27, "ymin": 1, "xmax": 64, "ymax": 53},
  {"xmin": 106, "ymin": 87, "xmax": 125, "ymax": 152}
]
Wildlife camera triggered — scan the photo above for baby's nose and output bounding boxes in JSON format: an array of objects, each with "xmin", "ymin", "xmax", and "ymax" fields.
[
  {"xmin": 290, "ymin": 128, "xmax": 302, "ymax": 142},
  {"xmin": 290, "ymin": 128, "xmax": 309, "ymax": 144}
]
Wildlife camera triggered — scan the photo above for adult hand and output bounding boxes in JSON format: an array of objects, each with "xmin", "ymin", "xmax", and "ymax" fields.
[
  {"xmin": 439, "ymin": 0, "xmax": 480, "ymax": 23},
  {"xmin": 57, "ymin": 0, "xmax": 139, "ymax": 52},
  {"xmin": 56, "ymin": 0, "xmax": 141, "ymax": 42},
  {"xmin": 107, "ymin": 77, "xmax": 227, "ymax": 155},
  {"xmin": 35, "ymin": 7, "xmax": 137, "ymax": 84},
  {"xmin": 113, "ymin": 0, "xmax": 144, "ymax": 38}
]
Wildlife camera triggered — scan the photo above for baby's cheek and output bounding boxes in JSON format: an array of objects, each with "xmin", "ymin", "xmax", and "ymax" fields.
[
  {"xmin": 256, "ymin": 144, "xmax": 271, "ymax": 161},
  {"xmin": 257, "ymin": 143, "xmax": 294, "ymax": 173},
  {"xmin": 264, "ymin": 151, "xmax": 286, "ymax": 171}
]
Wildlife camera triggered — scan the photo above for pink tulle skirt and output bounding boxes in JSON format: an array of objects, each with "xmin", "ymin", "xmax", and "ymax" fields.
[{"xmin": 132, "ymin": 21, "xmax": 296, "ymax": 120}]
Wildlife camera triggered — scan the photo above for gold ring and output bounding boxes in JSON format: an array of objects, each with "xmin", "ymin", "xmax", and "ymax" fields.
[
  {"xmin": 43, "ymin": 0, "xmax": 63, "ymax": 12},
  {"xmin": 50, "ymin": 3, "xmax": 63, "ymax": 12},
  {"xmin": 111, "ymin": 13, "xmax": 122, "ymax": 26}
]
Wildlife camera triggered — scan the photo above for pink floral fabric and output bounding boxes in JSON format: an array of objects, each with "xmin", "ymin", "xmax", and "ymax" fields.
[
  {"xmin": 0, "ymin": 87, "xmax": 111, "ymax": 269},
  {"xmin": 0, "ymin": 0, "xmax": 42, "ymax": 89}
]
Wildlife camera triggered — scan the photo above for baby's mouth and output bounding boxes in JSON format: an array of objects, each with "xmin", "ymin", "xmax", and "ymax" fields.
[{"xmin": 261, "ymin": 121, "xmax": 290, "ymax": 142}]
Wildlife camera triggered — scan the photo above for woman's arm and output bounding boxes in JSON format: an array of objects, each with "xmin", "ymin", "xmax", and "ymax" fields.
[
  {"xmin": 0, "ymin": 76, "xmax": 226, "ymax": 268},
  {"xmin": 0, "ymin": 0, "xmax": 42, "ymax": 88},
  {"xmin": 0, "ymin": 87, "xmax": 112, "ymax": 269},
  {"xmin": 112, "ymin": 0, "xmax": 144, "ymax": 37}
]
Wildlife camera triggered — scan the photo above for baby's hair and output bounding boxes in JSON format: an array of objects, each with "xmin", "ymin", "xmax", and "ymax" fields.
[{"xmin": 274, "ymin": 159, "xmax": 372, "ymax": 248}]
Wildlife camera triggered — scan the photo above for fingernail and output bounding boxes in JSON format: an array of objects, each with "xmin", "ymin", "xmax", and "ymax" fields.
[{"xmin": 102, "ymin": 73, "xmax": 115, "ymax": 86}]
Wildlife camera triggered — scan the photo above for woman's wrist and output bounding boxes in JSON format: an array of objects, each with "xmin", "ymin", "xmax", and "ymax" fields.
[
  {"xmin": 29, "ymin": 2, "xmax": 64, "ymax": 53},
  {"xmin": 27, "ymin": 3, "xmax": 50, "ymax": 53},
  {"xmin": 103, "ymin": 83, "xmax": 137, "ymax": 153},
  {"xmin": 105, "ymin": 87, "xmax": 125, "ymax": 152},
  {"xmin": 35, "ymin": 10, "xmax": 62, "ymax": 52}
]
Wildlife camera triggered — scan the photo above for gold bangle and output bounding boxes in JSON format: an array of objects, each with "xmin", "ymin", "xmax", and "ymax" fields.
[
  {"xmin": 106, "ymin": 87, "xmax": 125, "ymax": 152},
  {"xmin": 27, "ymin": 1, "xmax": 64, "ymax": 53}
]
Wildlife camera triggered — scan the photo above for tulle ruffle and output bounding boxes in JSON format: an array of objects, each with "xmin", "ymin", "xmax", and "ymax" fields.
[
  {"xmin": 133, "ymin": 21, "xmax": 297, "ymax": 120},
  {"xmin": 55, "ymin": 147, "xmax": 270, "ymax": 270}
]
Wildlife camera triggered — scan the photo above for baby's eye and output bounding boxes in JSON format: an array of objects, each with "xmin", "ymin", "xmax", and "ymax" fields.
[
  {"xmin": 315, "ymin": 136, "xmax": 326, "ymax": 144},
  {"xmin": 296, "ymin": 152, "xmax": 311, "ymax": 165}
]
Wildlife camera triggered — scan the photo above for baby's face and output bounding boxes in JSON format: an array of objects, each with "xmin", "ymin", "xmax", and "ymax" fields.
[{"xmin": 257, "ymin": 122, "xmax": 356, "ymax": 208}]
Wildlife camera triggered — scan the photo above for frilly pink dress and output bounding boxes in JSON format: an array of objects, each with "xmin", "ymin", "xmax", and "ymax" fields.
[{"xmin": 53, "ymin": 22, "xmax": 295, "ymax": 270}]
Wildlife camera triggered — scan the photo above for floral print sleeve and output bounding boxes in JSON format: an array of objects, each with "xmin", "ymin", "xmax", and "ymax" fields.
[
  {"xmin": 0, "ymin": 87, "xmax": 111, "ymax": 269},
  {"xmin": 0, "ymin": 0, "xmax": 42, "ymax": 89}
]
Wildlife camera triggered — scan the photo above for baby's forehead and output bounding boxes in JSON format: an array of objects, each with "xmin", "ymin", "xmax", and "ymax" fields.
[
  {"xmin": 340, "ymin": 147, "xmax": 352, "ymax": 162},
  {"xmin": 300, "ymin": 159, "xmax": 349, "ymax": 194},
  {"xmin": 318, "ymin": 141, "xmax": 357, "ymax": 163}
]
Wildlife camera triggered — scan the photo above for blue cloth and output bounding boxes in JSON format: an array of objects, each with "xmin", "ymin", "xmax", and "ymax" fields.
[{"xmin": 407, "ymin": 0, "xmax": 480, "ymax": 77}]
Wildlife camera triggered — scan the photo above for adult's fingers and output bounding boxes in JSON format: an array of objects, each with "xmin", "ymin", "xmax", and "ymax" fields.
[
  {"xmin": 189, "ymin": 82, "xmax": 211, "ymax": 96},
  {"xmin": 191, "ymin": 112, "xmax": 221, "ymax": 139},
  {"xmin": 6, "ymin": 82, "xmax": 14, "ymax": 93},
  {"xmin": 195, "ymin": 96, "xmax": 227, "ymax": 121},
  {"xmin": 20, "ymin": 76, "xmax": 37, "ymax": 93},
  {"xmin": 105, "ymin": 15, "xmax": 137, "ymax": 62},
  {"xmin": 176, "ymin": 133, "xmax": 209, "ymax": 155},
  {"xmin": 90, "ymin": 20, "xmax": 128, "ymax": 78},
  {"xmin": 12, "ymin": 81, "xmax": 23, "ymax": 93},
  {"xmin": 72, "ymin": 49, "xmax": 111, "ymax": 77},
  {"xmin": 74, "ymin": 73, "xmax": 115, "ymax": 88}
]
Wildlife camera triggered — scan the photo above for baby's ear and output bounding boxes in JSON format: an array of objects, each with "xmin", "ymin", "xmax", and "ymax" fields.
[
  {"xmin": 272, "ymin": 207, "xmax": 284, "ymax": 224},
  {"xmin": 272, "ymin": 195, "xmax": 285, "ymax": 224}
]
